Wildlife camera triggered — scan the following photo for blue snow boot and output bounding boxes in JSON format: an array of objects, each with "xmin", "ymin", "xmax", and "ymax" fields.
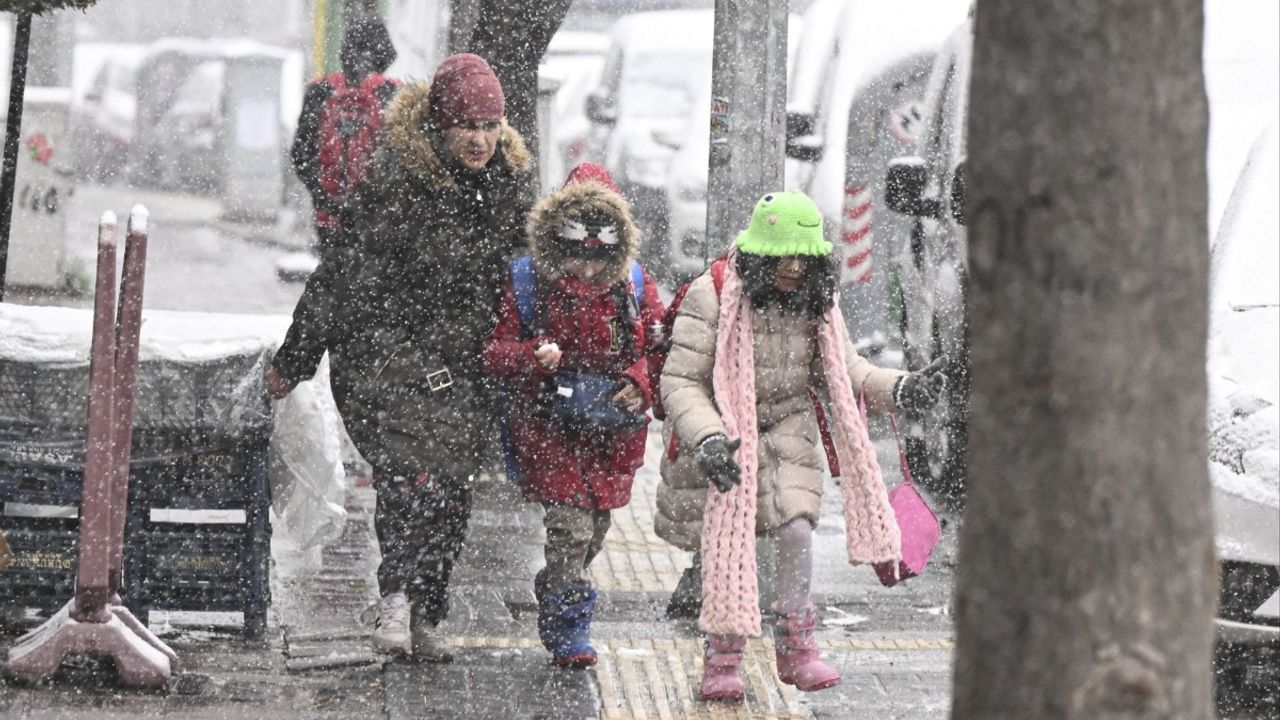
[
  {"xmin": 533, "ymin": 569, "xmax": 553, "ymax": 650},
  {"xmin": 537, "ymin": 585, "xmax": 598, "ymax": 668}
]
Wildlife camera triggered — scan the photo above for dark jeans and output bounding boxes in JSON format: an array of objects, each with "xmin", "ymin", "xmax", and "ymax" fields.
[{"xmin": 373, "ymin": 469, "xmax": 472, "ymax": 625}]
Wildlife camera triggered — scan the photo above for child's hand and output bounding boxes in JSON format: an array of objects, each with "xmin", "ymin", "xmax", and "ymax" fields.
[
  {"xmin": 611, "ymin": 378, "xmax": 643, "ymax": 413},
  {"xmin": 696, "ymin": 435, "xmax": 742, "ymax": 493},
  {"xmin": 534, "ymin": 342, "xmax": 562, "ymax": 371}
]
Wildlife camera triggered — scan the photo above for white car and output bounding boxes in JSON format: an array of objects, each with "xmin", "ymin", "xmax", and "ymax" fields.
[
  {"xmin": 583, "ymin": 10, "xmax": 715, "ymax": 266},
  {"xmin": 67, "ymin": 43, "xmax": 147, "ymax": 183},
  {"xmin": 1208, "ymin": 122, "xmax": 1279, "ymax": 694},
  {"xmin": 540, "ymin": 30, "xmax": 609, "ymax": 184},
  {"xmin": 796, "ymin": 0, "xmax": 969, "ymax": 364}
]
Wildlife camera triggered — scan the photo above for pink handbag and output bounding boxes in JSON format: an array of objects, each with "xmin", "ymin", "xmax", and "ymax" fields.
[{"xmin": 872, "ymin": 413, "xmax": 941, "ymax": 587}]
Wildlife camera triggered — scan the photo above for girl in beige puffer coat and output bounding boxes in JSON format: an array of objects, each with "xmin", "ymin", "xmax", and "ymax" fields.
[{"xmin": 658, "ymin": 191, "xmax": 946, "ymax": 701}]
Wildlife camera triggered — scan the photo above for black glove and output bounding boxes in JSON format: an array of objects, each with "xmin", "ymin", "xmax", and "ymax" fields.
[
  {"xmin": 895, "ymin": 356, "xmax": 948, "ymax": 413},
  {"xmin": 696, "ymin": 434, "xmax": 742, "ymax": 493}
]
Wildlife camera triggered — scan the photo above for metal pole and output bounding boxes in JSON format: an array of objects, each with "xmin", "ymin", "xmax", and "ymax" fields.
[
  {"xmin": 0, "ymin": 13, "xmax": 33, "ymax": 301},
  {"xmin": 702, "ymin": 0, "xmax": 789, "ymax": 609},
  {"xmin": 703, "ymin": 0, "xmax": 789, "ymax": 267}
]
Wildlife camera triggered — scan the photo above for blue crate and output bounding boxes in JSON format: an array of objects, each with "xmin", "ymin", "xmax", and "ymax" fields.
[
  {"xmin": 124, "ymin": 436, "xmax": 272, "ymax": 639},
  {"xmin": 128, "ymin": 434, "xmax": 269, "ymax": 516},
  {"xmin": 0, "ymin": 435, "xmax": 272, "ymax": 638},
  {"xmin": 0, "ymin": 461, "xmax": 84, "ymax": 507},
  {"xmin": 0, "ymin": 518, "xmax": 79, "ymax": 614},
  {"xmin": 124, "ymin": 525, "xmax": 270, "ymax": 639}
]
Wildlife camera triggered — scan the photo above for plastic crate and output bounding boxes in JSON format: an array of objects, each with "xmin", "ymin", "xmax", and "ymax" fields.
[
  {"xmin": 128, "ymin": 434, "xmax": 271, "ymax": 520},
  {"xmin": 0, "ymin": 354, "xmax": 272, "ymax": 442},
  {"xmin": 125, "ymin": 525, "xmax": 270, "ymax": 639},
  {"xmin": 0, "ymin": 518, "xmax": 78, "ymax": 615},
  {"xmin": 0, "ymin": 360, "xmax": 89, "ymax": 430},
  {"xmin": 0, "ymin": 435, "xmax": 272, "ymax": 637},
  {"xmin": 124, "ymin": 436, "xmax": 272, "ymax": 638},
  {"xmin": 0, "ymin": 461, "xmax": 85, "ymax": 506}
]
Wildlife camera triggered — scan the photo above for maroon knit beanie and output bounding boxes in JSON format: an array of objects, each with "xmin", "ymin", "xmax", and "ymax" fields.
[{"xmin": 428, "ymin": 53, "xmax": 505, "ymax": 128}]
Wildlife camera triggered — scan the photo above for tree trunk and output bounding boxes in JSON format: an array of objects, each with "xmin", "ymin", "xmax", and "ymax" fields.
[
  {"xmin": 954, "ymin": 1, "xmax": 1217, "ymax": 718},
  {"xmin": 465, "ymin": 0, "xmax": 573, "ymax": 162}
]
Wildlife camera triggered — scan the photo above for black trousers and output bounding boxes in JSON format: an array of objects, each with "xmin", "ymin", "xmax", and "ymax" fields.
[{"xmin": 372, "ymin": 469, "xmax": 472, "ymax": 625}]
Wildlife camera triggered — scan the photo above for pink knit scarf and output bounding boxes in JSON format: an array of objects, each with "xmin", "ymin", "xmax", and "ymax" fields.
[{"xmin": 698, "ymin": 257, "xmax": 902, "ymax": 637}]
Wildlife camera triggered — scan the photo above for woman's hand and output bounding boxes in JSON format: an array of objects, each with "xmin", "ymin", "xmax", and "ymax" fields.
[
  {"xmin": 265, "ymin": 365, "xmax": 299, "ymax": 400},
  {"xmin": 612, "ymin": 377, "xmax": 644, "ymax": 413},
  {"xmin": 534, "ymin": 342, "xmax": 562, "ymax": 371}
]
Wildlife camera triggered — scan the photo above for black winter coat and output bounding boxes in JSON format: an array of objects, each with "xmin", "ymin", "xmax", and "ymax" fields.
[{"xmin": 327, "ymin": 81, "xmax": 536, "ymax": 479}]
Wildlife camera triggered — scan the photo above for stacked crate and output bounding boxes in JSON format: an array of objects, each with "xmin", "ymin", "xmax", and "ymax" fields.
[
  {"xmin": 0, "ymin": 459, "xmax": 81, "ymax": 617},
  {"xmin": 124, "ymin": 431, "xmax": 272, "ymax": 639},
  {"xmin": 0, "ymin": 350, "xmax": 274, "ymax": 638}
]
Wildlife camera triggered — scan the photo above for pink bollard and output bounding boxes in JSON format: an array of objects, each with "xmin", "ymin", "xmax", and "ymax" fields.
[
  {"xmin": 107, "ymin": 205, "xmax": 149, "ymax": 601},
  {"xmin": 5, "ymin": 208, "xmax": 175, "ymax": 687},
  {"xmin": 72, "ymin": 211, "xmax": 119, "ymax": 622}
]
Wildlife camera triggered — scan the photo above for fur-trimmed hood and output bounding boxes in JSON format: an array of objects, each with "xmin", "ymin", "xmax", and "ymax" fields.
[
  {"xmin": 526, "ymin": 179, "xmax": 640, "ymax": 285},
  {"xmin": 382, "ymin": 80, "xmax": 532, "ymax": 187}
]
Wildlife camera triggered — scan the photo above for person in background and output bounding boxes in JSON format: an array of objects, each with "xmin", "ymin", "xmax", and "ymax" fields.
[
  {"xmin": 268, "ymin": 12, "xmax": 398, "ymax": 395},
  {"xmin": 482, "ymin": 164, "xmax": 664, "ymax": 668},
  {"xmin": 659, "ymin": 191, "xmax": 945, "ymax": 701},
  {"xmin": 271, "ymin": 52, "xmax": 537, "ymax": 662}
]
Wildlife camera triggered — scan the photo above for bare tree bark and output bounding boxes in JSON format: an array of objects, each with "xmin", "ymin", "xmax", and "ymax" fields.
[
  {"xmin": 465, "ymin": 0, "xmax": 573, "ymax": 161},
  {"xmin": 954, "ymin": 1, "xmax": 1217, "ymax": 718}
]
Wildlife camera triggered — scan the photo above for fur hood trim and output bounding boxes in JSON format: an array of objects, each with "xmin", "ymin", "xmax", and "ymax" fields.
[
  {"xmin": 526, "ymin": 179, "xmax": 640, "ymax": 285},
  {"xmin": 383, "ymin": 80, "xmax": 532, "ymax": 187}
]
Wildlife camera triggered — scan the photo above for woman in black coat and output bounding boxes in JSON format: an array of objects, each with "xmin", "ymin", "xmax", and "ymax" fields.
[{"xmin": 268, "ymin": 53, "xmax": 536, "ymax": 661}]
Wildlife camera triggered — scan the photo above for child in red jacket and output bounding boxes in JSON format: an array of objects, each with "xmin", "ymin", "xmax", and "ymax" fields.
[{"xmin": 482, "ymin": 163, "xmax": 664, "ymax": 668}]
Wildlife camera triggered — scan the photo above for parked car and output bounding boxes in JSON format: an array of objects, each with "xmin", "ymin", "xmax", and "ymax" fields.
[
  {"xmin": 782, "ymin": 0, "xmax": 846, "ymax": 192},
  {"xmin": 883, "ymin": 0, "xmax": 1280, "ymax": 508},
  {"xmin": 1207, "ymin": 121, "xmax": 1279, "ymax": 701},
  {"xmin": 150, "ymin": 59, "xmax": 226, "ymax": 193},
  {"xmin": 793, "ymin": 1, "xmax": 969, "ymax": 362},
  {"xmin": 127, "ymin": 37, "xmax": 303, "ymax": 199},
  {"xmin": 67, "ymin": 43, "xmax": 147, "ymax": 183},
  {"xmin": 540, "ymin": 30, "xmax": 610, "ymax": 185},
  {"xmin": 584, "ymin": 9, "xmax": 715, "ymax": 266}
]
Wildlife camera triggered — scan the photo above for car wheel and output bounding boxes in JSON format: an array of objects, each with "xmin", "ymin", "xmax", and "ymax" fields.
[
  {"xmin": 898, "ymin": 258, "xmax": 970, "ymax": 510},
  {"xmin": 903, "ymin": 325, "xmax": 969, "ymax": 510}
]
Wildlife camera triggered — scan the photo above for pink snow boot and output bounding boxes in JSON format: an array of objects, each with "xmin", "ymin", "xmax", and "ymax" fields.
[
  {"xmin": 772, "ymin": 602, "xmax": 840, "ymax": 691},
  {"xmin": 698, "ymin": 634, "xmax": 746, "ymax": 702}
]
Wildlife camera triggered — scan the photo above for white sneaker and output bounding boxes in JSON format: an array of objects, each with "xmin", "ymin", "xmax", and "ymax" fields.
[{"xmin": 372, "ymin": 594, "xmax": 411, "ymax": 655}]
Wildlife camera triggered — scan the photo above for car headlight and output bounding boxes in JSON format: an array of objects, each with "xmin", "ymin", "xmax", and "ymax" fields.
[{"xmin": 624, "ymin": 156, "xmax": 668, "ymax": 188}]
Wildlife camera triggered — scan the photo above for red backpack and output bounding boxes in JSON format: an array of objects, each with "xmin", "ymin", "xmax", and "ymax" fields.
[
  {"xmin": 316, "ymin": 72, "xmax": 397, "ymax": 202},
  {"xmin": 649, "ymin": 257, "xmax": 728, "ymax": 421}
]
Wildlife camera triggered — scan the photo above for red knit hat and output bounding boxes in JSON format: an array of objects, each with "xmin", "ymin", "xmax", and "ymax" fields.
[
  {"xmin": 428, "ymin": 53, "xmax": 505, "ymax": 128},
  {"xmin": 563, "ymin": 162, "xmax": 619, "ymax": 192}
]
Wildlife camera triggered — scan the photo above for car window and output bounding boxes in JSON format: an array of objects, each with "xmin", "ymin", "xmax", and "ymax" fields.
[
  {"xmin": 619, "ymin": 51, "xmax": 705, "ymax": 120},
  {"xmin": 109, "ymin": 62, "xmax": 138, "ymax": 94},
  {"xmin": 166, "ymin": 61, "xmax": 224, "ymax": 118}
]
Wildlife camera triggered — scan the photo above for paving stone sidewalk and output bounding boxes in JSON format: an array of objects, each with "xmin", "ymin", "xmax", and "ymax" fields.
[{"xmin": 1, "ymin": 426, "xmax": 957, "ymax": 719}]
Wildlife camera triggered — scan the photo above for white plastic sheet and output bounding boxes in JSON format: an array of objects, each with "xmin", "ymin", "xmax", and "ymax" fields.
[{"xmin": 268, "ymin": 358, "xmax": 348, "ymax": 550}]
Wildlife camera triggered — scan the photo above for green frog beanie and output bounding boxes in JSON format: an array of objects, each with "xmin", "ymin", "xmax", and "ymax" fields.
[{"xmin": 734, "ymin": 190, "xmax": 832, "ymax": 257}]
